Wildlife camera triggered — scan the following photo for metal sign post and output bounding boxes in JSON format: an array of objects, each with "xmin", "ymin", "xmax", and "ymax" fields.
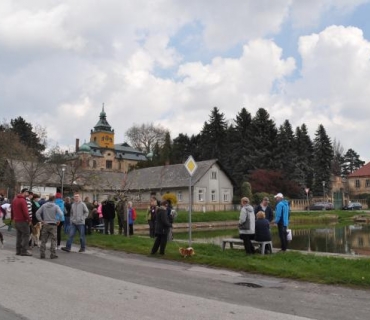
[{"xmin": 184, "ymin": 156, "xmax": 197, "ymax": 247}]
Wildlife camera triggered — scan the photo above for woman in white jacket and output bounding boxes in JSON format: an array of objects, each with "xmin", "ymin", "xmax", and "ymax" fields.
[{"xmin": 238, "ymin": 197, "xmax": 255, "ymax": 255}]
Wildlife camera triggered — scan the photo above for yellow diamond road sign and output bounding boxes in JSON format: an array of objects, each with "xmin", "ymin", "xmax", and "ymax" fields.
[{"xmin": 184, "ymin": 156, "xmax": 197, "ymax": 176}]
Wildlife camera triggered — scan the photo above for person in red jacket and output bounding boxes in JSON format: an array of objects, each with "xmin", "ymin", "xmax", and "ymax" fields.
[{"xmin": 11, "ymin": 188, "xmax": 32, "ymax": 256}]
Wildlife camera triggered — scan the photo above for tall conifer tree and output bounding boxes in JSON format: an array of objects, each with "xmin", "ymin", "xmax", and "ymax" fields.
[
  {"xmin": 295, "ymin": 124, "xmax": 314, "ymax": 190},
  {"xmin": 312, "ymin": 124, "xmax": 333, "ymax": 196},
  {"xmin": 249, "ymin": 108, "xmax": 277, "ymax": 169},
  {"xmin": 199, "ymin": 107, "xmax": 228, "ymax": 162}
]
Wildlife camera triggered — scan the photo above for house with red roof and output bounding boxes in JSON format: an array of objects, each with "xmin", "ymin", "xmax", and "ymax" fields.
[{"xmin": 347, "ymin": 162, "xmax": 370, "ymax": 197}]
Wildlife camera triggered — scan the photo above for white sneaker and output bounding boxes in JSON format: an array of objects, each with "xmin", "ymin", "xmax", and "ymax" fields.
[{"xmin": 56, "ymin": 246, "xmax": 60, "ymax": 250}]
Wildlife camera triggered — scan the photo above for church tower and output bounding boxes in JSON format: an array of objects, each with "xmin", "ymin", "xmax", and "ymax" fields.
[{"xmin": 90, "ymin": 104, "xmax": 114, "ymax": 149}]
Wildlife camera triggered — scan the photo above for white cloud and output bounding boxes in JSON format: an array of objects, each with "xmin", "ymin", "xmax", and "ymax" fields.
[
  {"xmin": 280, "ymin": 25, "xmax": 370, "ymax": 159},
  {"xmin": 190, "ymin": 0, "xmax": 291, "ymax": 50},
  {"xmin": 1, "ymin": 0, "xmax": 370, "ymax": 163},
  {"xmin": 289, "ymin": 0, "xmax": 370, "ymax": 29},
  {"xmin": 0, "ymin": 2, "xmax": 85, "ymax": 51}
]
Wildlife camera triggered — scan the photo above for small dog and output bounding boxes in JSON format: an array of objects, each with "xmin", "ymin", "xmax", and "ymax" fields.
[
  {"xmin": 0, "ymin": 231, "xmax": 3, "ymax": 248},
  {"xmin": 179, "ymin": 247, "xmax": 195, "ymax": 258},
  {"xmin": 30, "ymin": 222, "xmax": 42, "ymax": 248}
]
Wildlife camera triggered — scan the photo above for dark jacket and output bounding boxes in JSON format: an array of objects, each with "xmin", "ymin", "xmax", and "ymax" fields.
[
  {"xmin": 254, "ymin": 204, "xmax": 274, "ymax": 222},
  {"xmin": 155, "ymin": 206, "xmax": 171, "ymax": 235},
  {"xmin": 64, "ymin": 202, "xmax": 71, "ymax": 217},
  {"xmin": 255, "ymin": 219, "xmax": 271, "ymax": 242},
  {"xmin": 31, "ymin": 200, "xmax": 41, "ymax": 225},
  {"xmin": 102, "ymin": 200, "xmax": 115, "ymax": 220},
  {"xmin": 85, "ymin": 201, "xmax": 94, "ymax": 219}
]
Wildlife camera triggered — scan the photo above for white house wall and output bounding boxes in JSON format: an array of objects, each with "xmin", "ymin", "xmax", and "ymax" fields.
[{"xmin": 193, "ymin": 163, "xmax": 233, "ymax": 205}]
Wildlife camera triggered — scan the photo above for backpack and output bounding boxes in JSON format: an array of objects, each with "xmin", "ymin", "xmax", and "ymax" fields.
[{"xmin": 132, "ymin": 208, "xmax": 137, "ymax": 220}]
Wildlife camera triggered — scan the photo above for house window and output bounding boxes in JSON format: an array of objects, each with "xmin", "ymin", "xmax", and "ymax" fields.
[
  {"xmin": 106, "ymin": 160, "xmax": 112, "ymax": 169},
  {"xmin": 93, "ymin": 160, "xmax": 97, "ymax": 168},
  {"xmin": 198, "ymin": 189, "xmax": 204, "ymax": 202},
  {"xmin": 210, "ymin": 171, "xmax": 217, "ymax": 180},
  {"xmin": 211, "ymin": 190, "xmax": 216, "ymax": 202},
  {"xmin": 177, "ymin": 191, "xmax": 183, "ymax": 202},
  {"xmin": 223, "ymin": 190, "xmax": 230, "ymax": 202},
  {"xmin": 94, "ymin": 137, "xmax": 97, "ymax": 142},
  {"xmin": 366, "ymin": 179, "xmax": 370, "ymax": 188},
  {"xmin": 355, "ymin": 179, "xmax": 360, "ymax": 188}
]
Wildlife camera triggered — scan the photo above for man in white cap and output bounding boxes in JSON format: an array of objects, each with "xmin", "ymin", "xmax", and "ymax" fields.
[{"xmin": 274, "ymin": 193, "xmax": 290, "ymax": 252}]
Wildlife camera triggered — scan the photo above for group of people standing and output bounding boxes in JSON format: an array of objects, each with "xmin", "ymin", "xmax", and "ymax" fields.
[
  {"xmin": 238, "ymin": 193, "xmax": 290, "ymax": 255},
  {"xmin": 10, "ymin": 188, "xmax": 91, "ymax": 258}
]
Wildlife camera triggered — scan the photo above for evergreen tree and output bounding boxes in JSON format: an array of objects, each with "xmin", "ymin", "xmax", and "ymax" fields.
[
  {"xmin": 10, "ymin": 117, "xmax": 46, "ymax": 159},
  {"xmin": 275, "ymin": 120, "xmax": 297, "ymax": 179},
  {"xmin": 172, "ymin": 133, "xmax": 192, "ymax": 164},
  {"xmin": 227, "ymin": 108, "xmax": 253, "ymax": 188},
  {"xmin": 342, "ymin": 148, "xmax": 365, "ymax": 176},
  {"xmin": 312, "ymin": 124, "xmax": 333, "ymax": 196},
  {"xmin": 189, "ymin": 134, "xmax": 202, "ymax": 161},
  {"xmin": 159, "ymin": 131, "xmax": 172, "ymax": 165},
  {"xmin": 249, "ymin": 108, "xmax": 277, "ymax": 169},
  {"xmin": 199, "ymin": 107, "xmax": 228, "ymax": 162},
  {"xmin": 295, "ymin": 124, "xmax": 314, "ymax": 190}
]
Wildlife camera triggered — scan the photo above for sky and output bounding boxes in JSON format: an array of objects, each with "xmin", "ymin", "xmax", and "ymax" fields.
[{"xmin": 1, "ymin": 0, "xmax": 370, "ymax": 161}]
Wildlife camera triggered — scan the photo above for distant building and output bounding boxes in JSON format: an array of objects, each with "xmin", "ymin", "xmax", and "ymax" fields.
[
  {"xmin": 72, "ymin": 105, "xmax": 147, "ymax": 172},
  {"xmin": 124, "ymin": 159, "xmax": 235, "ymax": 211},
  {"xmin": 347, "ymin": 162, "xmax": 370, "ymax": 197}
]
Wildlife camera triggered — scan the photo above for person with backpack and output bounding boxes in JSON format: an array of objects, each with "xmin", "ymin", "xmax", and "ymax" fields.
[
  {"xmin": 274, "ymin": 193, "xmax": 290, "ymax": 252},
  {"xmin": 116, "ymin": 198, "xmax": 127, "ymax": 235},
  {"xmin": 238, "ymin": 197, "xmax": 255, "ymax": 255},
  {"xmin": 102, "ymin": 197, "xmax": 115, "ymax": 235},
  {"xmin": 151, "ymin": 200, "xmax": 171, "ymax": 255}
]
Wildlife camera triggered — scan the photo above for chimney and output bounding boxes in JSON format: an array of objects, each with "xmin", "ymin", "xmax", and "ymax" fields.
[{"xmin": 75, "ymin": 138, "xmax": 79, "ymax": 152}]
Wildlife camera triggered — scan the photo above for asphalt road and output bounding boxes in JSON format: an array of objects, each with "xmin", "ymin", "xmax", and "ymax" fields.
[{"xmin": 0, "ymin": 229, "xmax": 369, "ymax": 320}]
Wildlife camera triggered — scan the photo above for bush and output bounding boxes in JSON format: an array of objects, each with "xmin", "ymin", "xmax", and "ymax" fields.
[
  {"xmin": 241, "ymin": 181, "xmax": 252, "ymax": 200},
  {"xmin": 162, "ymin": 192, "xmax": 178, "ymax": 206}
]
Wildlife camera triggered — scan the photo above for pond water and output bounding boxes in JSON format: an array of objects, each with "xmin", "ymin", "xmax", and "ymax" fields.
[
  {"xmin": 286, "ymin": 224, "xmax": 370, "ymax": 255},
  {"xmin": 186, "ymin": 224, "xmax": 370, "ymax": 256}
]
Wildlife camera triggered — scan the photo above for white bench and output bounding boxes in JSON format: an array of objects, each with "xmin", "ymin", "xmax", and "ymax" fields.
[
  {"xmin": 92, "ymin": 224, "xmax": 104, "ymax": 233},
  {"xmin": 221, "ymin": 238, "xmax": 273, "ymax": 254}
]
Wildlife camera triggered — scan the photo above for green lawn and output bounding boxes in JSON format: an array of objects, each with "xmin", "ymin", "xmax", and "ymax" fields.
[{"xmin": 84, "ymin": 231, "xmax": 370, "ymax": 289}]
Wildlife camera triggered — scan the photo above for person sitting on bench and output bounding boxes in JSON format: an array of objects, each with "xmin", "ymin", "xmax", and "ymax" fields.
[{"xmin": 255, "ymin": 211, "xmax": 272, "ymax": 253}]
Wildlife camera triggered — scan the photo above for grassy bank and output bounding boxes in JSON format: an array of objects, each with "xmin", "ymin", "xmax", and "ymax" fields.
[
  {"xmin": 85, "ymin": 232, "xmax": 370, "ymax": 289},
  {"xmin": 135, "ymin": 209, "xmax": 362, "ymax": 224}
]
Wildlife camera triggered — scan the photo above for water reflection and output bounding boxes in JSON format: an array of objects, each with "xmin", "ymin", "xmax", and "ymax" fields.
[
  {"xmin": 288, "ymin": 224, "xmax": 370, "ymax": 255},
  {"xmin": 185, "ymin": 224, "xmax": 370, "ymax": 255}
]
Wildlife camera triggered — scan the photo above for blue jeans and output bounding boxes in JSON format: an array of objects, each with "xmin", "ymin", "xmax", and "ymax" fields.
[
  {"xmin": 66, "ymin": 223, "xmax": 85, "ymax": 250},
  {"xmin": 64, "ymin": 216, "xmax": 71, "ymax": 234}
]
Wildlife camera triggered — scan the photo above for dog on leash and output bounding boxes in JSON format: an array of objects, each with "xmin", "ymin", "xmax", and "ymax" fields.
[
  {"xmin": 179, "ymin": 247, "xmax": 195, "ymax": 258},
  {"xmin": 29, "ymin": 222, "xmax": 42, "ymax": 248}
]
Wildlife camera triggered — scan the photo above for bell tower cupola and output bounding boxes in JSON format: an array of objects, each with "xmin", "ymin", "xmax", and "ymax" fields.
[{"xmin": 90, "ymin": 103, "xmax": 115, "ymax": 148}]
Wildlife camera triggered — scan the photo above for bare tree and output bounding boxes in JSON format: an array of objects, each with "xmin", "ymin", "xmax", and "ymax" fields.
[{"xmin": 125, "ymin": 123, "xmax": 168, "ymax": 154}]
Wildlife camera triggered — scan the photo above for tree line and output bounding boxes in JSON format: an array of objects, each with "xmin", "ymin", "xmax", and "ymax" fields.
[
  {"xmin": 127, "ymin": 107, "xmax": 365, "ymax": 198},
  {"xmin": 0, "ymin": 110, "xmax": 365, "ymax": 200}
]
